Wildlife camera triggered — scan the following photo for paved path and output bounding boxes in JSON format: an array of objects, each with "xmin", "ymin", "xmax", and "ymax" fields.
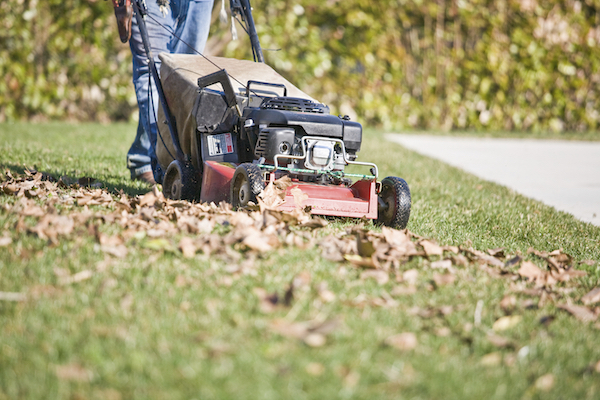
[{"xmin": 386, "ymin": 134, "xmax": 600, "ymax": 226}]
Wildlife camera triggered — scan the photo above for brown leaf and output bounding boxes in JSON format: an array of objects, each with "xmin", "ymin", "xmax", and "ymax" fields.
[
  {"xmin": 492, "ymin": 315, "xmax": 522, "ymax": 331},
  {"xmin": 253, "ymin": 288, "xmax": 279, "ymax": 313},
  {"xmin": 290, "ymin": 187, "xmax": 309, "ymax": 209},
  {"xmin": 55, "ymin": 363, "xmax": 92, "ymax": 382},
  {"xmin": 385, "ymin": 332, "xmax": 418, "ymax": 351},
  {"xmin": 557, "ymin": 304, "xmax": 598, "ymax": 322},
  {"xmin": 420, "ymin": 240, "xmax": 444, "ymax": 256},
  {"xmin": 344, "ymin": 254, "xmax": 377, "ymax": 268},
  {"xmin": 487, "ymin": 247, "xmax": 505, "ymax": 258},
  {"xmin": 534, "ymin": 373, "xmax": 555, "ymax": 391},
  {"xmin": 518, "ymin": 261, "xmax": 545, "ymax": 281},
  {"xmin": 304, "ymin": 333, "xmax": 326, "ymax": 347},
  {"xmin": 582, "ymin": 287, "xmax": 600, "ymax": 306},
  {"xmin": 269, "ymin": 318, "xmax": 340, "ymax": 345},
  {"xmin": 258, "ymin": 181, "xmax": 285, "ymax": 210},
  {"xmin": 101, "ymin": 244, "xmax": 128, "ymax": 258},
  {"xmin": 480, "ymin": 352, "xmax": 502, "ymax": 366},
  {"xmin": 390, "ymin": 285, "xmax": 417, "ymax": 296},
  {"xmin": 434, "ymin": 327, "xmax": 452, "ymax": 337},
  {"xmin": 0, "ymin": 236, "xmax": 12, "ymax": 247},
  {"xmin": 551, "ymin": 267, "xmax": 587, "ymax": 282},
  {"xmin": 361, "ymin": 270, "xmax": 389, "ymax": 285},
  {"xmin": 430, "ymin": 259, "xmax": 453, "ymax": 270},
  {"xmin": 179, "ymin": 237, "xmax": 197, "ymax": 258},
  {"xmin": 487, "ymin": 333, "xmax": 514, "ymax": 348},
  {"xmin": 402, "ymin": 269, "xmax": 419, "ymax": 285},
  {"xmin": 500, "ymin": 295, "xmax": 517, "ymax": 313},
  {"xmin": 433, "ymin": 273, "xmax": 455, "ymax": 286},
  {"xmin": 464, "ymin": 248, "xmax": 505, "ymax": 268},
  {"xmin": 59, "ymin": 270, "xmax": 93, "ymax": 285}
]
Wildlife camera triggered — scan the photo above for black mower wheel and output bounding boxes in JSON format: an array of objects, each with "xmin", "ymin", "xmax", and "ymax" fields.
[
  {"xmin": 377, "ymin": 176, "xmax": 411, "ymax": 229},
  {"xmin": 230, "ymin": 163, "xmax": 265, "ymax": 208},
  {"xmin": 162, "ymin": 160, "xmax": 201, "ymax": 201}
]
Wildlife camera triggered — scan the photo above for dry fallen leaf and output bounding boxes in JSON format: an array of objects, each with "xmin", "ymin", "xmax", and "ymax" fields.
[
  {"xmin": 557, "ymin": 304, "xmax": 598, "ymax": 322},
  {"xmin": 59, "ymin": 270, "xmax": 93, "ymax": 285},
  {"xmin": 499, "ymin": 295, "xmax": 517, "ymax": 313},
  {"xmin": 420, "ymin": 240, "xmax": 444, "ymax": 256},
  {"xmin": 430, "ymin": 259, "xmax": 453, "ymax": 270},
  {"xmin": 0, "ymin": 236, "xmax": 12, "ymax": 247},
  {"xmin": 434, "ymin": 327, "xmax": 452, "ymax": 337},
  {"xmin": 492, "ymin": 315, "xmax": 522, "ymax": 331},
  {"xmin": 534, "ymin": 373, "xmax": 555, "ymax": 391},
  {"xmin": 518, "ymin": 261, "xmax": 545, "ymax": 281},
  {"xmin": 269, "ymin": 318, "xmax": 340, "ymax": 346},
  {"xmin": 384, "ymin": 332, "xmax": 418, "ymax": 351},
  {"xmin": 178, "ymin": 237, "xmax": 197, "ymax": 258},
  {"xmin": 290, "ymin": 187, "xmax": 309, "ymax": 209},
  {"xmin": 487, "ymin": 333, "xmax": 514, "ymax": 348},
  {"xmin": 480, "ymin": 352, "xmax": 502, "ymax": 366},
  {"xmin": 581, "ymin": 287, "xmax": 600, "ymax": 306},
  {"xmin": 402, "ymin": 269, "xmax": 419, "ymax": 285},
  {"xmin": 101, "ymin": 244, "xmax": 129, "ymax": 258},
  {"xmin": 390, "ymin": 285, "xmax": 417, "ymax": 296},
  {"xmin": 433, "ymin": 273, "xmax": 455, "ymax": 286},
  {"xmin": 55, "ymin": 363, "xmax": 92, "ymax": 382},
  {"xmin": 361, "ymin": 270, "xmax": 389, "ymax": 285}
]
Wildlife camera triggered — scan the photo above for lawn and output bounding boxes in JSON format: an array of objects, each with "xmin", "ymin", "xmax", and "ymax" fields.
[{"xmin": 1, "ymin": 121, "xmax": 599, "ymax": 400}]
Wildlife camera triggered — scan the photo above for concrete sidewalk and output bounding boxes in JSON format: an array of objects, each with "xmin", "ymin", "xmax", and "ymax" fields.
[{"xmin": 386, "ymin": 134, "xmax": 600, "ymax": 226}]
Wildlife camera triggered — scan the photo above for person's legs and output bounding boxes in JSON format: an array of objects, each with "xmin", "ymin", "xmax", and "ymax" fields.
[
  {"xmin": 127, "ymin": 1, "xmax": 176, "ymax": 183},
  {"xmin": 126, "ymin": 112, "xmax": 153, "ymax": 180},
  {"xmin": 171, "ymin": 0, "xmax": 214, "ymax": 55}
]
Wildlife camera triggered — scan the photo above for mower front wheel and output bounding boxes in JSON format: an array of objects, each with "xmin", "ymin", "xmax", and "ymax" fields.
[
  {"xmin": 230, "ymin": 163, "xmax": 265, "ymax": 208},
  {"xmin": 162, "ymin": 160, "xmax": 201, "ymax": 201},
  {"xmin": 377, "ymin": 176, "xmax": 411, "ymax": 229}
]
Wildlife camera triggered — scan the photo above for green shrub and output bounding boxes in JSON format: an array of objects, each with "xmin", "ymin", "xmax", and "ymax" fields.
[{"xmin": 3, "ymin": 0, "xmax": 600, "ymax": 132}]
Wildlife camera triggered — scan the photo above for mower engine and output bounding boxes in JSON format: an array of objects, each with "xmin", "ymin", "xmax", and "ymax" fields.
[{"xmin": 244, "ymin": 96, "xmax": 363, "ymax": 183}]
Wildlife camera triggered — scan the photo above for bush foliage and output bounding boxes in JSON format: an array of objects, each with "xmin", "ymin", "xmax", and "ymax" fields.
[{"xmin": 3, "ymin": 0, "xmax": 600, "ymax": 132}]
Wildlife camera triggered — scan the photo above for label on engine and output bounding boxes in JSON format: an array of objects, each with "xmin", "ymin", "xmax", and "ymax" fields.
[{"xmin": 207, "ymin": 133, "xmax": 234, "ymax": 156}]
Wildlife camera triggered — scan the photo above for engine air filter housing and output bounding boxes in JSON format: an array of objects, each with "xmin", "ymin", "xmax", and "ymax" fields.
[{"xmin": 260, "ymin": 97, "xmax": 330, "ymax": 114}]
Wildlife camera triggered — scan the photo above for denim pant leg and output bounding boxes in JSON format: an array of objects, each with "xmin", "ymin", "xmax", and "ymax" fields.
[
  {"xmin": 126, "ymin": 2, "xmax": 176, "ymax": 181},
  {"xmin": 127, "ymin": 0, "xmax": 214, "ymax": 183},
  {"xmin": 126, "ymin": 111, "xmax": 153, "ymax": 178},
  {"xmin": 171, "ymin": 0, "xmax": 214, "ymax": 55}
]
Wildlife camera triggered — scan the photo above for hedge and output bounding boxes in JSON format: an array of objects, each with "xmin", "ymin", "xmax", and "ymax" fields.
[{"xmin": 2, "ymin": 0, "xmax": 600, "ymax": 132}]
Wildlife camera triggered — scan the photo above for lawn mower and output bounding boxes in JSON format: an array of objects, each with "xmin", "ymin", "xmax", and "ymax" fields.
[{"xmin": 132, "ymin": 0, "xmax": 411, "ymax": 229}]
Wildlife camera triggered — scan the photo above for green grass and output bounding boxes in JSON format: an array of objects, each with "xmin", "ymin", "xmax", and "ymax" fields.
[{"xmin": 1, "ymin": 122, "xmax": 600, "ymax": 400}]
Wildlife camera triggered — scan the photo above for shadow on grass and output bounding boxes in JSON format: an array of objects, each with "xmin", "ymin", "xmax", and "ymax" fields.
[{"xmin": 1, "ymin": 163, "xmax": 153, "ymax": 197}]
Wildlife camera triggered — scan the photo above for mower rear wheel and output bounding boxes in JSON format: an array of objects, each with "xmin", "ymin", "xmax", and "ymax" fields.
[
  {"xmin": 231, "ymin": 163, "xmax": 265, "ymax": 208},
  {"xmin": 377, "ymin": 176, "xmax": 411, "ymax": 229},
  {"xmin": 162, "ymin": 160, "xmax": 201, "ymax": 201}
]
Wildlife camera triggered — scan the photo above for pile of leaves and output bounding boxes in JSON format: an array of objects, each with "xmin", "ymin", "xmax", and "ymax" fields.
[{"xmin": 1, "ymin": 169, "xmax": 599, "ymax": 336}]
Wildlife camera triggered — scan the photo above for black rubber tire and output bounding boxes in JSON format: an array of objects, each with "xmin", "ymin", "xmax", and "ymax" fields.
[
  {"xmin": 377, "ymin": 176, "xmax": 411, "ymax": 229},
  {"xmin": 230, "ymin": 163, "xmax": 265, "ymax": 208},
  {"xmin": 162, "ymin": 160, "xmax": 201, "ymax": 201}
]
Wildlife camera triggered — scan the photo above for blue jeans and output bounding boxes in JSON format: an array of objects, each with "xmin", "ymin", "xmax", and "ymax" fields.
[{"xmin": 126, "ymin": 0, "xmax": 214, "ymax": 183}]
